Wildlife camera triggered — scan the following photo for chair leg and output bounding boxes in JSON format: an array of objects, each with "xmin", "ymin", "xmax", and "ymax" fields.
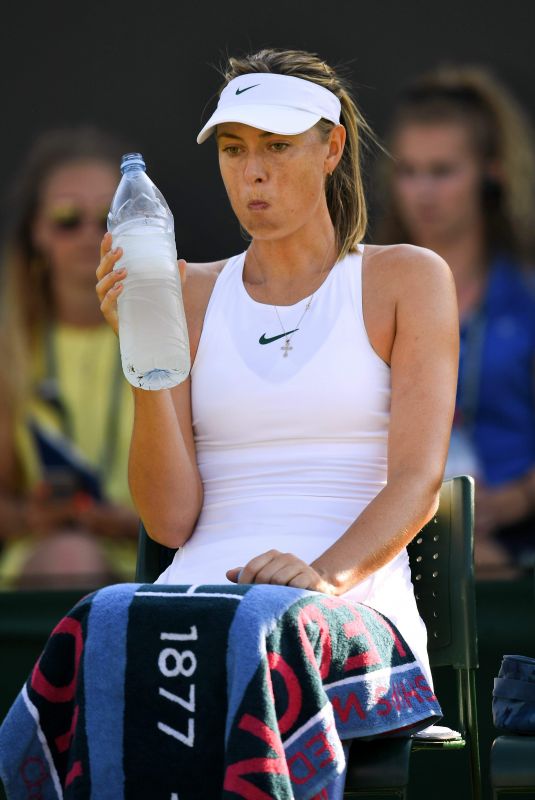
[{"xmin": 458, "ymin": 668, "xmax": 482, "ymax": 800}]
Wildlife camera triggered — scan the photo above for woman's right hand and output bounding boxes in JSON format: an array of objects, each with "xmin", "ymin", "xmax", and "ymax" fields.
[
  {"xmin": 96, "ymin": 232, "xmax": 124, "ymax": 335},
  {"xmin": 96, "ymin": 233, "xmax": 187, "ymax": 336}
]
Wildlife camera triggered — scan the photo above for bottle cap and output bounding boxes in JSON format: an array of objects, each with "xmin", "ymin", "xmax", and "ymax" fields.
[{"xmin": 120, "ymin": 153, "xmax": 146, "ymax": 173}]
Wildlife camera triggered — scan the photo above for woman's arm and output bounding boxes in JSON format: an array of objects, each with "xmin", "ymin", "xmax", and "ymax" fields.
[
  {"xmin": 128, "ymin": 377, "xmax": 203, "ymax": 545},
  {"xmin": 229, "ymin": 245, "xmax": 459, "ymax": 592},
  {"xmin": 0, "ymin": 411, "xmax": 29, "ymax": 541},
  {"xmin": 312, "ymin": 246, "xmax": 459, "ymax": 591},
  {"xmin": 128, "ymin": 257, "xmax": 229, "ymax": 545},
  {"xmin": 96, "ymin": 234, "xmax": 208, "ymax": 547}
]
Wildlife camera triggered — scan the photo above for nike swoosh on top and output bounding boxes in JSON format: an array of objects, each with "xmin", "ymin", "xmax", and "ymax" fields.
[
  {"xmin": 235, "ymin": 84, "xmax": 260, "ymax": 95},
  {"xmin": 259, "ymin": 329, "xmax": 299, "ymax": 345}
]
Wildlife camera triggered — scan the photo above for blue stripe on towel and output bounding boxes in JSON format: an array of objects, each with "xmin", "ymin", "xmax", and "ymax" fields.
[
  {"xmin": 0, "ymin": 688, "xmax": 62, "ymax": 800},
  {"xmin": 84, "ymin": 583, "xmax": 139, "ymax": 799}
]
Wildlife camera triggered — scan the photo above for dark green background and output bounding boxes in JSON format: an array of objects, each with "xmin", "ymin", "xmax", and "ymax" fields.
[{"xmin": 0, "ymin": 0, "xmax": 534, "ymax": 261}]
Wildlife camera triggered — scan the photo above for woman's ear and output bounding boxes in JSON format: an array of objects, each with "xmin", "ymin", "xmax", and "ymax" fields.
[{"xmin": 325, "ymin": 124, "xmax": 346, "ymax": 176}]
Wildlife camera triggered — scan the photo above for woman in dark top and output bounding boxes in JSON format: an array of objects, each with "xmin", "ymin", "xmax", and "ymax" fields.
[{"xmin": 375, "ymin": 65, "xmax": 535, "ymax": 576}]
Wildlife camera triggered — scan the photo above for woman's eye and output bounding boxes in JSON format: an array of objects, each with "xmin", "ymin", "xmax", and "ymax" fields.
[
  {"xmin": 270, "ymin": 142, "xmax": 289, "ymax": 152},
  {"xmin": 431, "ymin": 164, "xmax": 456, "ymax": 178},
  {"xmin": 395, "ymin": 163, "xmax": 416, "ymax": 178},
  {"xmin": 223, "ymin": 146, "xmax": 242, "ymax": 155}
]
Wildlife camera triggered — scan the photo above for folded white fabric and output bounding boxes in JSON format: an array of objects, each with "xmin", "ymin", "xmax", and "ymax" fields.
[{"xmin": 413, "ymin": 724, "xmax": 462, "ymax": 741}]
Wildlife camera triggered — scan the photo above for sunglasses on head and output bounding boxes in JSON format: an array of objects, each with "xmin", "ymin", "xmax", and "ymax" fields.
[{"xmin": 47, "ymin": 206, "xmax": 109, "ymax": 233}]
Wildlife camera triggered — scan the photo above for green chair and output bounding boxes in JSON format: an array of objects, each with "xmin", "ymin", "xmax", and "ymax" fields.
[
  {"xmin": 135, "ymin": 476, "xmax": 481, "ymax": 800},
  {"xmin": 344, "ymin": 475, "xmax": 481, "ymax": 799},
  {"xmin": 135, "ymin": 521, "xmax": 175, "ymax": 582},
  {"xmin": 489, "ymin": 573, "xmax": 535, "ymax": 798},
  {"xmin": 490, "ymin": 735, "xmax": 535, "ymax": 797}
]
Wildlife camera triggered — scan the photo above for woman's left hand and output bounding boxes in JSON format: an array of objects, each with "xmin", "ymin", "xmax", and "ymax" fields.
[{"xmin": 226, "ymin": 549, "xmax": 339, "ymax": 594}]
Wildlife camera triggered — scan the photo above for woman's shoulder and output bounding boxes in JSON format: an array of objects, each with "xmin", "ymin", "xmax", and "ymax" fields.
[
  {"xmin": 182, "ymin": 257, "xmax": 229, "ymax": 310},
  {"xmin": 185, "ymin": 257, "xmax": 229, "ymax": 286},
  {"xmin": 363, "ymin": 243, "xmax": 454, "ymax": 301},
  {"xmin": 181, "ymin": 257, "xmax": 235, "ymax": 343},
  {"xmin": 364, "ymin": 242, "xmax": 450, "ymax": 273},
  {"xmin": 359, "ymin": 244, "xmax": 457, "ymax": 365}
]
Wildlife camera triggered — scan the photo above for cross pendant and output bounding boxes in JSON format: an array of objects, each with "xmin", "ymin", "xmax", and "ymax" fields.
[{"xmin": 281, "ymin": 338, "xmax": 293, "ymax": 357}]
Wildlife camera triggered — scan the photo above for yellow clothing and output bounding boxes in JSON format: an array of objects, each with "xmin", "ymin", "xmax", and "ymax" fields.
[
  {"xmin": 26, "ymin": 323, "xmax": 133, "ymax": 504},
  {"xmin": 0, "ymin": 323, "xmax": 137, "ymax": 584}
]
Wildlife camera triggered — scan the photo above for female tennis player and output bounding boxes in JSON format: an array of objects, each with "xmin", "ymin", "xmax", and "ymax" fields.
[{"xmin": 96, "ymin": 48, "xmax": 458, "ymax": 679}]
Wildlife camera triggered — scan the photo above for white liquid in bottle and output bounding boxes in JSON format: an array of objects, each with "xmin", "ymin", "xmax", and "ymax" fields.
[
  {"xmin": 108, "ymin": 152, "xmax": 190, "ymax": 391},
  {"xmin": 114, "ymin": 224, "xmax": 190, "ymax": 390}
]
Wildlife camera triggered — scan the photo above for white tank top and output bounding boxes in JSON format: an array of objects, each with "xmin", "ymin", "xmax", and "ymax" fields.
[{"xmin": 156, "ymin": 246, "xmax": 431, "ymax": 680}]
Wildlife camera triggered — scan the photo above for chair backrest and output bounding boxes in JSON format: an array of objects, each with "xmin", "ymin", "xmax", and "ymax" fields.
[
  {"xmin": 136, "ymin": 476, "xmax": 478, "ymax": 671},
  {"xmin": 135, "ymin": 527, "xmax": 175, "ymax": 583},
  {"xmin": 407, "ymin": 475, "xmax": 478, "ymax": 670}
]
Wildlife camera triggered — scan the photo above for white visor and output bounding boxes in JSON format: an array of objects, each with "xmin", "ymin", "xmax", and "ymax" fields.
[{"xmin": 197, "ymin": 72, "xmax": 341, "ymax": 144}]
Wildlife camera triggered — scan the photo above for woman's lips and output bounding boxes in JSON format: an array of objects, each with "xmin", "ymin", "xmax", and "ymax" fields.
[{"xmin": 247, "ymin": 200, "xmax": 270, "ymax": 210}]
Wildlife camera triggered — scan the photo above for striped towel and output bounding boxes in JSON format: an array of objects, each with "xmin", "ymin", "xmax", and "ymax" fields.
[{"xmin": 0, "ymin": 583, "xmax": 441, "ymax": 799}]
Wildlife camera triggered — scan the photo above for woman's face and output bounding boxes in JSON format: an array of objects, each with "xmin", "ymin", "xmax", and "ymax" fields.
[
  {"xmin": 390, "ymin": 121, "xmax": 485, "ymax": 244},
  {"xmin": 32, "ymin": 160, "xmax": 117, "ymax": 287},
  {"xmin": 216, "ymin": 122, "xmax": 341, "ymax": 241}
]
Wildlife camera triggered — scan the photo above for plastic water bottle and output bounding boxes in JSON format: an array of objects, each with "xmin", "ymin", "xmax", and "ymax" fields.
[{"xmin": 107, "ymin": 153, "xmax": 190, "ymax": 390}]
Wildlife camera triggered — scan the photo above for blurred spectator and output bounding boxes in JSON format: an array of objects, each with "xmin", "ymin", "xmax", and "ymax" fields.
[
  {"xmin": 374, "ymin": 66, "xmax": 535, "ymax": 577},
  {"xmin": 0, "ymin": 127, "xmax": 138, "ymax": 588}
]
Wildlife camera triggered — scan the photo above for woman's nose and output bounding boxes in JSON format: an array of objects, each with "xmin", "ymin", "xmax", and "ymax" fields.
[
  {"xmin": 403, "ymin": 172, "xmax": 437, "ymax": 198},
  {"xmin": 243, "ymin": 154, "xmax": 267, "ymax": 183}
]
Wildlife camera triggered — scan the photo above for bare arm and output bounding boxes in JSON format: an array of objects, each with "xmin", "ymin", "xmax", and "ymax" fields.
[
  {"xmin": 96, "ymin": 233, "xmax": 217, "ymax": 547},
  {"xmin": 95, "ymin": 234, "xmax": 202, "ymax": 546},
  {"xmin": 310, "ymin": 247, "xmax": 459, "ymax": 591},
  {"xmin": 230, "ymin": 246, "xmax": 459, "ymax": 592},
  {"xmin": 127, "ymin": 378, "xmax": 203, "ymax": 545},
  {"xmin": 0, "ymin": 407, "xmax": 28, "ymax": 541}
]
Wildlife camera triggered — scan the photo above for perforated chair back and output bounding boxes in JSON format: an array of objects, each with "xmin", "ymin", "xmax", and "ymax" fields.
[{"xmin": 407, "ymin": 475, "xmax": 478, "ymax": 670}]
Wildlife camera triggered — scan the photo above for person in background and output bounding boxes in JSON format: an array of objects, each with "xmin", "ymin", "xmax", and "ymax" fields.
[
  {"xmin": 0, "ymin": 127, "xmax": 139, "ymax": 588},
  {"xmin": 375, "ymin": 66, "xmax": 535, "ymax": 576}
]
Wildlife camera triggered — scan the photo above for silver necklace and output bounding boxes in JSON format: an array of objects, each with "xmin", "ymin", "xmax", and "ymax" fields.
[{"xmin": 248, "ymin": 242, "xmax": 334, "ymax": 357}]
